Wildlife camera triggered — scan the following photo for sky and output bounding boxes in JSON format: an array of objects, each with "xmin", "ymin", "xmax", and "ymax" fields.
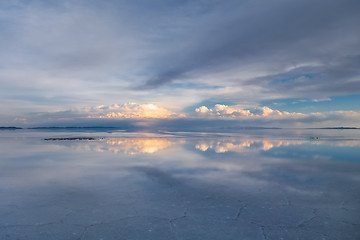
[{"xmin": 1, "ymin": 0, "xmax": 360, "ymax": 129}]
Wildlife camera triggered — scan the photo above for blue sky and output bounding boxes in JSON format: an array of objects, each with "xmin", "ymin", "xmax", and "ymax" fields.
[
  {"xmin": 261, "ymin": 95, "xmax": 360, "ymax": 113},
  {"xmin": 1, "ymin": 0, "xmax": 360, "ymax": 128}
]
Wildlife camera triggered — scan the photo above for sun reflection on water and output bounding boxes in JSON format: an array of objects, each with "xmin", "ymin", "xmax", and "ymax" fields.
[
  {"xmin": 45, "ymin": 135, "xmax": 360, "ymax": 155},
  {"xmin": 97, "ymin": 138, "xmax": 177, "ymax": 154}
]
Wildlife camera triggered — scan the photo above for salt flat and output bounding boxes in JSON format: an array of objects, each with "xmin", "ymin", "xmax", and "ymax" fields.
[{"xmin": 0, "ymin": 129, "xmax": 359, "ymax": 240}]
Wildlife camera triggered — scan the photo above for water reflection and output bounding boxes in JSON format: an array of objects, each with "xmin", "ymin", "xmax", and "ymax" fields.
[
  {"xmin": 97, "ymin": 138, "xmax": 180, "ymax": 154},
  {"xmin": 45, "ymin": 136, "xmax": 360, "ymax": 156},
  {"xmin": 196, "ymin": 138, "xmax": 360, "ymax": 152},
  {"xmin": 1, "ymin": 131, "xmax": 360, "ymax": 239},
  {"xmin": 195, "ymin": 140, "xmax": 306, "ymax": 153}
]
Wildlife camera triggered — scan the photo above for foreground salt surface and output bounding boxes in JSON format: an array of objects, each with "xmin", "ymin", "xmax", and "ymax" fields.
[{"xmin": 0, "ymin": 130, "xmax": 360, "ymax": 239}]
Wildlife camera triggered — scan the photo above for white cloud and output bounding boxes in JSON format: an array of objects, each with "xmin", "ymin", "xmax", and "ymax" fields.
[
  {"xmin": 94, "ymin": 103, "xmax": 185, "ymax": 119},
  {"xmin": 6, "ymin": 101, "xmax": 360, "ymax": 128},
  {"xmin": 195, "ymin": 106, "xmax": 210, "ymax": 113},
  {"xmin": 195, "ymin": 105, "xmax": 306, "ymax": 119}
]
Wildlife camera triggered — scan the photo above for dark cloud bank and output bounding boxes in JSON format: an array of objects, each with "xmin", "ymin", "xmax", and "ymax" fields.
[{"xmin": 141, "ymin": 0, "xmax": 360, "ymax": 98}]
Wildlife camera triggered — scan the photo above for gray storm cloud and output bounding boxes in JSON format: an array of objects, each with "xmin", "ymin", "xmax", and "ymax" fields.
[{"xmin": 139, "ymin": 0, "xmax": 360, "ymax": 98}]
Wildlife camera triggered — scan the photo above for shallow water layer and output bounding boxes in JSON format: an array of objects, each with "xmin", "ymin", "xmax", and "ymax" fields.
[{"xmin": 0, "ymin": 129, "xmax": 360, "ymax": 240}]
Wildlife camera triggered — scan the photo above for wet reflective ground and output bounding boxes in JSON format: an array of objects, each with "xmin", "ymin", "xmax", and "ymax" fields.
[{"xmin": 1, "ymin": 129, "xmax": 360, "ymax": 239}]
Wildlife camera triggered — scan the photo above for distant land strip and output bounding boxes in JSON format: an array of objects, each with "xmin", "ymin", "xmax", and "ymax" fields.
[
  {"xmin": 30, "ymin": 126, "xmax": 118, "ymax": 129},
  {"xmin": 307, "ymin": 127, "xmax": 359, "ymax": 129},
  {"xmin": 44, "ymin": 137, "xmax": 100, "ymax": 141}
]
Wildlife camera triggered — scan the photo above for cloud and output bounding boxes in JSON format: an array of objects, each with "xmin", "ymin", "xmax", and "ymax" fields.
[
  {"xmin": 6, "ymin": 101, "xmax": 360, "ymax": 129},
  {"xmin": 95, "ymin": 103, "xmax": 185, "ymax": 119},
  {"xmin": 297, "ymin": 98, "xmax": 332, "ymax": 103},
  {"xmin": 1, "ymin": 0, "xmax": 359, "ymax": 124},
  {"xmin": 190, "ymin": 104, "xmax": 360, "ymax": 128},
  {"xmin": 5, "ymin": 102, "xmax": 184, "ymax": 127},
  {"xmin": 128, "ymin": 0, "xmax": 360, "ymax": 108},
  {"xmin": 195, "ymin": 104, "xmax": 306, "ymax": 119}
]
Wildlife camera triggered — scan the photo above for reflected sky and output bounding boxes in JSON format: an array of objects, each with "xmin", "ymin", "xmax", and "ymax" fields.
[
  {"xmin": 99, "ymin": 138, "xmax": 178, "ymax": 154},
  {"xmin": 0, "ymin": 130, "xmax": 359, "ymax": 239},
  {"xmin": 37, "ymin": 134, "xmax": 360, "ymax": 163}
]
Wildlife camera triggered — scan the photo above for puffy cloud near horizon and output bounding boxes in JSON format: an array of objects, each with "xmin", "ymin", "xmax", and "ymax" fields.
[
  {"xmin": 93, "ymin": 103, "xmax": 185, "ymax": 119},
  {"xmin": 192, "ymin": 104, "xmax": 360, "ymax": 127},
  {"xmin": 195, "ymin": 104, "xmax": 306, "ymax": 119},
  {"xmin": 6, "ymin": 102, "xmax": 360, "ymax": 128}
]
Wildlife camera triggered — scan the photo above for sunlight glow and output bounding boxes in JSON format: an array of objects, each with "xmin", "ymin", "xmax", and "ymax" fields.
[
  {"xmin": 98, "ymin": 138, "xmax": 177, "ymax": 154},
  {"xmin": 97, "ymin": 103, "xmax": 182, "ymax": 119}
]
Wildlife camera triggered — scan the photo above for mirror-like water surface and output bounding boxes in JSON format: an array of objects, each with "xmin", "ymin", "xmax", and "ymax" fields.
[{"xmin": 1, "ymin": 129, "xmax": 359, "ymax": 239}]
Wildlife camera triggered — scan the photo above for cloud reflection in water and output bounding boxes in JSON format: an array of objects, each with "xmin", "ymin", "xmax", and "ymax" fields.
[
  {"xmin": 96, "ymin": 138, "xmax": 179, "ymax": 154},
  {"xmin": 194, "ymin": 138, "xmax": 360, "ymax": 154},
  {"xmin": 55, "ymin": 136, "xmax": 360, "ymax": 157},
  {"xmin": 1, "ymin": 131, "xmax": 360, "ymax": 239},
  {"xmin": 195, "ymin": 140, "xmax": 306, "ymax": 153}
]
